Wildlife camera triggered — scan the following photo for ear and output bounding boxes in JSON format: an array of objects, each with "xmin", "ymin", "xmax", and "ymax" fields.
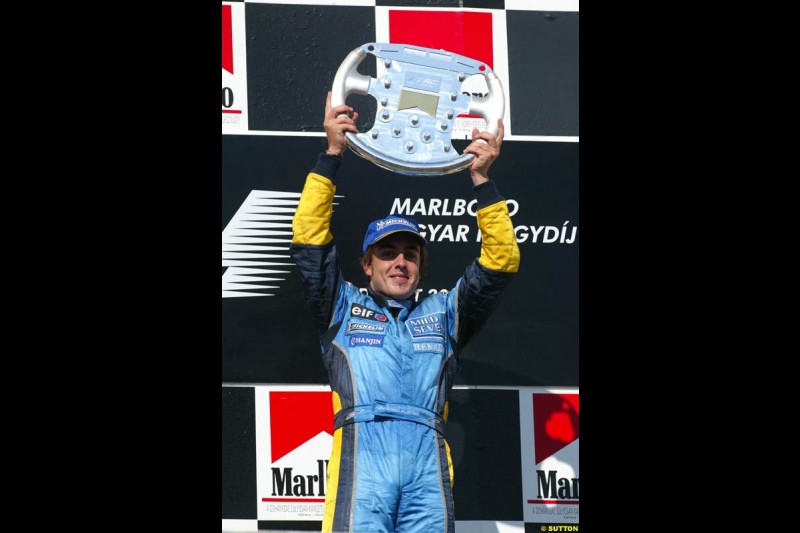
[{"xmin": 362, "ymin": 259, "xmax": 372, "ymax": 277}]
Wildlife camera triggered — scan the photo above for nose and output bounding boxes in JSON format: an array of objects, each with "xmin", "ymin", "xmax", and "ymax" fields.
[{"xmin": 393, "ymin": 252, "xmax": 407, "ymax": 266}]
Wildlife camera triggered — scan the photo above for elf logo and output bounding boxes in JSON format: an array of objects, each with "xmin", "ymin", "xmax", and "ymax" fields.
[{"xmin": 350, "ymin": 303, "xmax": 388, "ymax": 322}]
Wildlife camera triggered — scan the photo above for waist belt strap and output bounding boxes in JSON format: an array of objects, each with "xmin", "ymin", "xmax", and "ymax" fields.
[{"xmin": 334, "ymin": 400, "xmax": 445, "ymax": 434}]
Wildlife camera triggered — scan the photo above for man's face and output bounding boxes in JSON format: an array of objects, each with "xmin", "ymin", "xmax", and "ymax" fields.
[{"xmin": 363, "ymin": 233, "xmax": 422, "ymax": 300}]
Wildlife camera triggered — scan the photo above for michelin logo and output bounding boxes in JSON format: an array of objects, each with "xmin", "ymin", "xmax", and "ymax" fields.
[
  {"xmin": 348, "ymin": 322, "xmax": 387, "ymax": 335},
  {"xmin": 376, "ymin": 217, "xmax": 417, "ymax": 231}
]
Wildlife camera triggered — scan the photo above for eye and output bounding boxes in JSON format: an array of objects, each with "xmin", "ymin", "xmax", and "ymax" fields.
[{"xmin": 377, "ymin": 248, "xmax": 399, "ymax": 259}]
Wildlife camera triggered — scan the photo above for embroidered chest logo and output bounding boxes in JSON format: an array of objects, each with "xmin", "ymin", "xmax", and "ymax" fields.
[
  {"xmin": 347, "ymin": 322, "xmax": 387, "ymax": 335},
  {"xmin": 350, "ymin": 335, "xmax": 385, "ymax": 348},
  {"xmin": 350, "ymin": 303, "xmax": 388, "ymax": 322},
  {"xmin": 406, "ymin": 312, "xmax": 445, "ymax": 339}
]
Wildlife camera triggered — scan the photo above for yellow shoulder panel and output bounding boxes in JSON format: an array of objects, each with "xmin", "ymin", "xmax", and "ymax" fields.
[
  {"xmin": 477, "ymin": 200, "xmax": 520, "ymax": 273},
  {"xmin": 291, "ymin": 172, "xmax": 336, "ymax": 246}
]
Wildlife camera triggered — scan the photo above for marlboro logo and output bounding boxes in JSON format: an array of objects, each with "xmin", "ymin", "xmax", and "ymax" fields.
[
  {"xmin": 269, "ymin": 391, "xmax": 333, "ymax": 463},
  {"xmin": 387, "ymin": 10, "xmax": 495, "ymax": 122},
  {"xmin": 388, "ymin": 10, "xmax": 495, "ymax": 69},
  {"xmin": 262, "ymin": 391, "xmax": 335, "ymax": 502},
  {"xmin": 222, "ymin": 4, "xmax": 233, "ymax": 75},
  {"xmin": 532, "ymin": 393, "xmax": 579, "ymax": 465}
]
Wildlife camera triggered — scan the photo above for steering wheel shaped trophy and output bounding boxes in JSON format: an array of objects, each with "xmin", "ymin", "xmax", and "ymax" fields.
[{"xmin": 330, "ymin": 42, "xmax": 505, "ymax": 176}]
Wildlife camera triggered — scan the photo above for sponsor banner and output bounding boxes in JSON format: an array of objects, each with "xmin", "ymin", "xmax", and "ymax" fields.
[
  {"xmin": 222, "ymin": 1, "xmax": 249, "ymax": 133},
  {"xmin": 519, "ymin": 387, "xmax": 579, "ymax": 525},
  {"xmin": 222, "ymin": 184, "xmax": 578, "ymax": 299},
  {"xmin": 222, "ymin": 135, "xmax": 578, "ymax": 386},
  {"xmin": 255, "ymin": 385, "xmax": 334, "ymax": 522},
  {"xmin": 225, "ymin": 2, "xmax": 577, "ymax": 139},
  {"xmin": 374, "ymin": 6, "xmax": 510, "ymax": 140},
  {"xmin": 390, "ymin": 195, "xmax": 578, "ymax": 248}
]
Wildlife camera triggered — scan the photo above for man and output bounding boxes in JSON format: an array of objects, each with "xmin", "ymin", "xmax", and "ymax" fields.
[{"xmin": 290, "ymin": 92, "xmax": 520, "ymax": 533}]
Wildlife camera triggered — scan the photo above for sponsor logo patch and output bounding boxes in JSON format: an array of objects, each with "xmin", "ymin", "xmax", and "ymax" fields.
[
  {"xmin": 350, "ymin": 335, "xmax": 385, "ymax": 348},
  {"xmin": 376, "ymin": 217, "xmax": 418, "ymax": 231},
  {"xmin": 412, "ymin": 342, "xmax": 445, "ymax": 354},
  {"xmin": 406, "ymin": 312, "xmax": 445, "ymax": 339},
  {"xmin": 404, "ymin": 72, "xmax": 442, "ymax": 93},
  {"xmin": 350, "ymin": 303, "xmax": 388, "ymax": 322},
  {"xmin": 347, "ymin": 321, "xmax": 387, "ymax": 335}
]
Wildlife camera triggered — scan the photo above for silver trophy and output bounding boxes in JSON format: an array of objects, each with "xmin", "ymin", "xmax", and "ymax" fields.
[{"xmin": 330, "ymin": 42, "xmax": 505, "ymax": 176}]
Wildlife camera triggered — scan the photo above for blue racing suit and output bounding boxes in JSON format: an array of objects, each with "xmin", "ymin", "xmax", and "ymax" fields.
[{"xmin": 289, "ymin": 153, "xmax": 520, "ymax": 533}]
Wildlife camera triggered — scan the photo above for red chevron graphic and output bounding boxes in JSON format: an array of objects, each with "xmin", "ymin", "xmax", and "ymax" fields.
[
  {"xmin": 222, "ymin": 4, "xmax": 233, "ymax": 75},
  {"xmin": 532, "ymin": 392, "xmax": 579, "ymax": 465},
  {"xmin": 388, "ymin": 10, "xmax": 494, "ymax": 69},
  {"xmin": 269, "ymin": 391, "xmax": 334, "ymax": 463}
]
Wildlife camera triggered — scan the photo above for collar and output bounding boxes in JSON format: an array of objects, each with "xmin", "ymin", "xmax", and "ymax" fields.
[{"xmin": 367, "ymin": 288, "xmax": 418, "ymax": 313}]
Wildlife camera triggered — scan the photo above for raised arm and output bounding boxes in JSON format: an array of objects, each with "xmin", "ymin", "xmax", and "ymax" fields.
[
  {"xmin": 450, "ymin": 119, "xmax": 520, "ymax": 348},
  {"xmin": 288, "ymin": 93, "xmax": 360, "ymax": 332},
  {"xmin": 323, "ymin": 90, "xmax": 359, "ymax": 157}
]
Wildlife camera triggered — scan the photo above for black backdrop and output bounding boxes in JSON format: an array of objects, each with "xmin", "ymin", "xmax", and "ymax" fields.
[
  {"xmin": 222, "ymin": 134, "xmax": 578, "ymax": 386},
  {"xmin": 222, "ymin": 1, "xmax": 580, "ymax": 529}
]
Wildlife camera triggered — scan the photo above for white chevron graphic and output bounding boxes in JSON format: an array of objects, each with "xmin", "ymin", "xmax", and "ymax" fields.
[
  {"xmin": 222, "ymin": 190, "xmax": 300, "ymax": 298},
  {"xmin": 222, "ymin": 189, "xmax": 342, "ymax": 298}
]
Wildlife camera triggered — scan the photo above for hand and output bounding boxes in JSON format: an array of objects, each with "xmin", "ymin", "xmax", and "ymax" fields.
[
  {"xmin": 324, "ymin": 91, "xmax": 359, "ymax": 157},
  {"xmin": 463, "ymin": 119, "xmax": 504, "ymax": 185}
]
